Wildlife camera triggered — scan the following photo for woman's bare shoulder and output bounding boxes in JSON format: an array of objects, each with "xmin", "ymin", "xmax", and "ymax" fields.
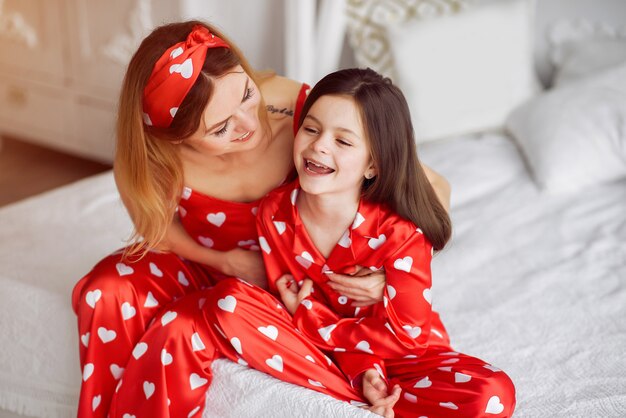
[{"xmin": 259, "ymin": 75, "xmax": 304, "ymax": 119}]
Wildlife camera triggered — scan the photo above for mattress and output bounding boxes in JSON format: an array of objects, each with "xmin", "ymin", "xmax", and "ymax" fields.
[{"xmin": 0, "ymin": 132, "xmax": 624, "ymax": 417}]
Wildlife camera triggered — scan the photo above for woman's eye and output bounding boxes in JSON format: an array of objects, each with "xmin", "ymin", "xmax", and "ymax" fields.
[
  {"xmin": 214, "ymin": 121, "xmax": 229, "ymax": 137},
  {"xmin": 243, "ymin": 87, "xmax": 254, "ymax": 101}
]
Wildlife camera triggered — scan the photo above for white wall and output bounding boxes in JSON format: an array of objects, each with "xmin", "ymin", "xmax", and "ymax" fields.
[{"xmin": 180, "ymin": 0, "xmax": 285, "ymax": 74}]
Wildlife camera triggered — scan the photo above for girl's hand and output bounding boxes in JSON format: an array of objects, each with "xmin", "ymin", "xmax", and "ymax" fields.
[
  {"xmin": 275, "ymin": 276, "xmax": 313, "ymax": 315},
  {"xmin": 362, "ymin": 369, "xmax": 401, "ymax": 418},
  {"xmin": 221, "ymin": 248, "xmax": 267, "ymax": 288},
  {"xmin": 326, "ymin": 266, "xmax": 385, "ymax": 307}
]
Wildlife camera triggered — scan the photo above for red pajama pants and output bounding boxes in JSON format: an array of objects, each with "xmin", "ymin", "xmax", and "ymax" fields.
[
  {"xmin": 106, "ymin": 278, "xmax": 515, "ymax": 417},
  {"xmin": 71, "ymin": 249, "xmax": 216, "ymax": 418}
]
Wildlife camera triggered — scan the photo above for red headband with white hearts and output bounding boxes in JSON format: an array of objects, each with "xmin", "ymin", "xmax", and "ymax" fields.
[{"xmin": 142, "ymin": 25, "xmax": 230, "ymax": 128}]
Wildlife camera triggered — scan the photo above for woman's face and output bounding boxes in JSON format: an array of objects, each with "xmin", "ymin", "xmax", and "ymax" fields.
[
  {"xmin": 186, "ymin": 65, "xmax": 262, "ymax": 155},
  {"xmin": 294, "ymin": 94, "xmax": 375, "ymax": 198}
]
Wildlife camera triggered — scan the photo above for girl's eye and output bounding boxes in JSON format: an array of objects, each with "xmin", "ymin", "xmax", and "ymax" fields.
[
  {"xmin": 243, "ymin": 87, "xmax": 254, "ymax": 101},
  {"xmin": 337, "ymin": 139, "xmax": 352, "ymax": 146},
  {"xmin": 214, "ymin": 121, "xmax": 229, "ymax": 137}
]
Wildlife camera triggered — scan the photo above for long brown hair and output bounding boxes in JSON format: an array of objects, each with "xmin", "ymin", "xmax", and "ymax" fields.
[
  {"xmin": 115, "ymin": 20, "xmax": 269, "ymax": 258},
  {"xmin": 298, "ymin": 68, "xmax": 451, "ymax": 250}
]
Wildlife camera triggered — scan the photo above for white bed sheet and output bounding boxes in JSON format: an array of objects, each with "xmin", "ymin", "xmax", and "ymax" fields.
[
  {"xmin": 0, "ymin": 132, "xmax": 624, "ymax": 417},
  {"xmin": 0, "ymin": 172, "xmax": 372, "ymax": 418},
  {"xmin": 420, "ymin": 133, "xmax": 626, "ymax": 417}
]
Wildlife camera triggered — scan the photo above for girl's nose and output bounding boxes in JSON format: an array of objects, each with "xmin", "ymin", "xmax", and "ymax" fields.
[{"xmin": 311, "ymin": 134, "xmax": 330, "ymax": 154}]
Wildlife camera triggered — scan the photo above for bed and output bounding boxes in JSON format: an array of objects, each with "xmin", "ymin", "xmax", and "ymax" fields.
[{"xmin": 1, "ymin": 0, "xmax": 625, "ymax": 417}]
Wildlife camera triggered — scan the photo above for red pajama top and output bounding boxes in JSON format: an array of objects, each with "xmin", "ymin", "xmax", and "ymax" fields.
[
  {"xmin": 176, "ymin": 83, "xmax": 310, "ymax": 278},
  {"xmin": 257, "ymin": 180, "xmax": 446, "ymax": 384}
]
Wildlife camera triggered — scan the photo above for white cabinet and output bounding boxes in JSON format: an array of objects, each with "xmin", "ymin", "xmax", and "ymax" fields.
[{"xmin": 0, "ymin": 0, "xmax": 180, "ymax": 163}]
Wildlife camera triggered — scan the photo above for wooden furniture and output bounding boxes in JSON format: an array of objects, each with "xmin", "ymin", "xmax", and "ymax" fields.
[{"xmin": 0, "ymin": 0, "xmax": 179, "ymax": 163}]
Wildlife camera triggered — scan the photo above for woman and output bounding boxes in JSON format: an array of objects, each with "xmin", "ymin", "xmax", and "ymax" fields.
[{"xmin": 72, "ymin": 21, "xmax": 450, "ymax": 418}]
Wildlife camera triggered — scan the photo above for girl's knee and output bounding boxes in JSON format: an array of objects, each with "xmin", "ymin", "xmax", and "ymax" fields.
[
  {"xmin": 473, "ymin": 370, "xmax": 516, "ymax": 416},
  {"xmin": 492, "ymin": 370, "xmax": 516, "ymax": 408}
]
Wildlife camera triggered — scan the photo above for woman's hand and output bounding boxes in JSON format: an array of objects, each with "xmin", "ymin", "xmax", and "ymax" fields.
[
  {"xmin": 221, "ymin": 248, "xmax": 267, "ymax": 288},
  {"xmin": 326, "ymin": 266, "xmax": 385, "ymax": 307},
  {"xmin": 275, "ymin": 275, "xmax": 313, "ymax": 315},
  {"xmin": 361, "ymin": 369, "xmax": 401, "ymax": 418}
]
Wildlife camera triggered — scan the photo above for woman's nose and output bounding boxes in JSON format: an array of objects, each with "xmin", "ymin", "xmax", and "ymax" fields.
[{"xmin": 234, "ymin": 109, "xmax": 256, "ymax": 133}]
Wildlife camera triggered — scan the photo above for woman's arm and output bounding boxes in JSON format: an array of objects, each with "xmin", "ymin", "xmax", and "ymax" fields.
[
  {"xmin": 421, "ymin": 163, "xmax": 451, "ymax": 212},
  {"xmin": 160, "ymin": 216, "xmax": 267, "ymax": 287},
  {"xmin": 326, "ymin": 165, "xmax": 449, "ymax": 306},
  {"xmin": 114, "ymin": 168, "xmax": 267, "ymax": 286},
  {"xmin": 326, "ymin": 266, "xmax": 385, "ymax": 307}
]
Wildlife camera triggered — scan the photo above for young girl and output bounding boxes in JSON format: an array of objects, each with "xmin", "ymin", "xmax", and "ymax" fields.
[{"xmin": 249, "ymin": 68, "xmax": 516, "ymax": 417}]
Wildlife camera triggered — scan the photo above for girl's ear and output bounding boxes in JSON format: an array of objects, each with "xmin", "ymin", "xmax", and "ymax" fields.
[{"xmin": 364, "ymin": 162, "xmax": 377, "ymax": 180}]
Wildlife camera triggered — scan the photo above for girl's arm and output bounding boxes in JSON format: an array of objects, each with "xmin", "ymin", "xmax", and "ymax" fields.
[
  {"xmin": 256, "ymin": 198, "xmax": 385, "ymax": 384},
  {"xmin": 326, "ymin": 164, "xmax": 447, "ymax": 307},
  {"xmin": 289, "ymin": 229, "xmax": 433, "ymax": 382}
]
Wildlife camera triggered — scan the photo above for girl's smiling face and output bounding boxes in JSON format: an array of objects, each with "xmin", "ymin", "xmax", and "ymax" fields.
[{"xmin": 294, "ymin": 94, "xmax": 376, "ymax": 198}]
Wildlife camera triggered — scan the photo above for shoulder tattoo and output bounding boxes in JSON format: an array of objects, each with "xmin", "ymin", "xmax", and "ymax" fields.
[{"xmin": 266, "ymin": 104, "xmax": 294, "ymax": 117}]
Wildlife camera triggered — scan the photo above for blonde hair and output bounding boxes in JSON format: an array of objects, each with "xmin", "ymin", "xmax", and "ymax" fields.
[{"xmin": 115, "ymin": 21, "xmax": 269, "ymax": 259}]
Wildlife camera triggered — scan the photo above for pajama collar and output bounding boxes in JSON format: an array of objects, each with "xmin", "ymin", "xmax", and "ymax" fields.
[{"xmin": 270, "ymin": 180, "xmax": 393, "ymax": 275}]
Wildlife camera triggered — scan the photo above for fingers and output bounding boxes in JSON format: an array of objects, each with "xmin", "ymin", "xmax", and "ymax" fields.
[
  {"xmin": 388, "ymin": 384, "xmax": 401, "ymax": 403},
  {"xmin": 376, "ymin": 385, "xmax": 401, "ymax": 408},
  {"xmin": 365, "ymin": 376, "xmax": 381, "ymax": 391},
  {"xmin": 327, "ymin": 270, "xmax": 384, "ymax": 291},
  {"xmin": 371, "ymin": 375, "xmax": 386, "ymax": 392},
  {"xmin": 351, "ymin": 300, "xmax": 380, "ymax": 307},
  {"xmin": 327, "ymin": 282, "xmax": 370, "ymax": 299},
  {"xmin": 328, "ymin": 282, "xmax": 383, "ymax": 303},
  {"xmin": 350, "ymin": 265, "xmax": 370, "ymax": 277},
  {"xmin": 298, "ymin": 278, "xmax": 314, "ymax": 299},
  {"xmin": 326, "ymin": 272, "xmax": 368, "ymax": 287},
  {"xmin": 275, "ymin": 274, "xmax": 295, "ymax": 296}
]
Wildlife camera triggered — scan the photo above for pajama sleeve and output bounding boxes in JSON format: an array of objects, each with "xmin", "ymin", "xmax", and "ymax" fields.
[
  {"xmin": 379, "ymin": 229, "xmax": 434, "ymax": 347},
  {"xmin": 256, "ymin": 199, "xmax": 384, "ymax": 384},
  {"xmin": 292, "ymin": 229, "xmax": 434, "ymax": 382}
]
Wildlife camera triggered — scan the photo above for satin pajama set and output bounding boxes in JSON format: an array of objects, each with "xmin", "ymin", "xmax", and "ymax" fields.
[{"xmin": 72, "ymin": 84, "xmax": 515, "ymax": 417}]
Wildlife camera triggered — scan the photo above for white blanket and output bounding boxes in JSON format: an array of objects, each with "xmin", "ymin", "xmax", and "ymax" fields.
[
  {"xmin": 420, "ymin": 133, "xmax": 626, "ymax": 417},
  {"xmin": 0, "ymin": 132, "xmax": 624, "ymax": 417}
]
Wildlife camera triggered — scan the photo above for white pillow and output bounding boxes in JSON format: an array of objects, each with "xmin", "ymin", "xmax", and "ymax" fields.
[
  {"xmin": 552, "ymin": 38, "xmax": 626, "ymax": 86},
  {"xmin": 386, "ymin": 0, "xmax": 539, "ymax": 142},
  {"xmin": 346, "ymin": 0, "xmax": 470, "ymax": 78},
  {"xmin": 506, "ymin": 63, "xmax": 626, "ymax": 193}
]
